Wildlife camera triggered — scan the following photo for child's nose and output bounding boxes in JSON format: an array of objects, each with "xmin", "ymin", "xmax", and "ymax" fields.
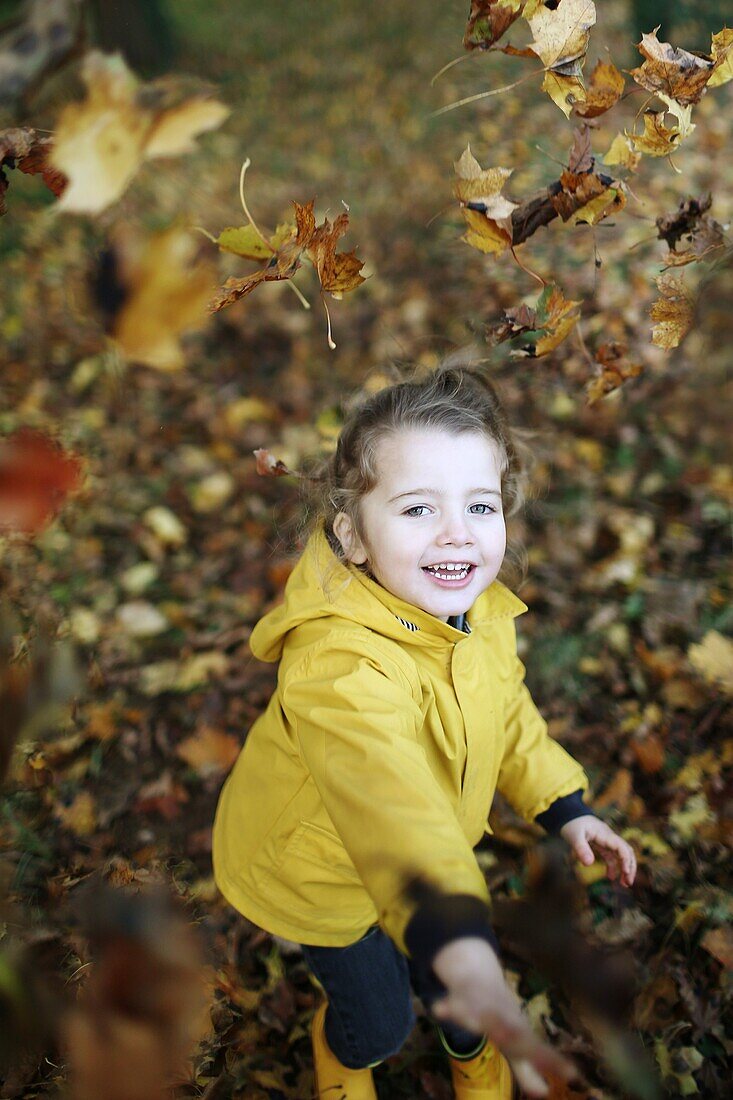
[{"xmin": 438, "ymin": 511, "xmax": 473, "ymax": 544}]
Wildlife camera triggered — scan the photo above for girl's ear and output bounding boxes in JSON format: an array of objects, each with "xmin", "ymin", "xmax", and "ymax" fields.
[{"xmin": 333, "ymin": 511, "xmax": 368, "ymax": 565}]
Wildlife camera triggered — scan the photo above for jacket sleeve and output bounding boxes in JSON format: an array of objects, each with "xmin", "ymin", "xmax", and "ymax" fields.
[
  {"xmin": 282, "ymin": 637, "xmax": 491, "ymax": 955},
  {"xmin": 496, "ymin": 624, "xmax": 590, "ymax": 822}
]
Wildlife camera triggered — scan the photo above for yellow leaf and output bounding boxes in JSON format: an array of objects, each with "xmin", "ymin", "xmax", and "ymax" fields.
[
  {"xmin": 622, "ymin": 828, "xmax": 671, "ymax": 857},
  {"xmin": 144, "ymin": 96, "xmax": 230, "ymax": 158},
  {"xmin": 112, "ymin": 228, "xmax": 215, "ymax": 370},
  {"xmin": 566, "ymin": 186, "xmax": 625, "ymax": 226},
  {"xmin": 461, "ymin": 208, "xmax": 514, "ymax": 254},
  {"xmin": 50, "ymin": 51, "xmax": 228, "ymax": 214},
  {"xmin": 708, "ymin": 28, "xmax": 733, "ymax": 87},
  {"xmin": 627, "ymin": 111, "xmax": 681, "ymax": 157},
  {"xmin": 541, "ymin": 70, "xmax": 587, "ymax": 117},
  {"xmin": 216, "ymin": 225, "xmax": 275, "ymax": 259},
  {"xmin": 534, "ymin": 284, "xmax": 581, "ymax": 356},
  {"xmin": 650, "ymin": 272, "xmax": 694, "ymax": 349},
  {"xmin": 669, "ymin": 793, "xmax": 715, "ymax": 841},
  {"xmin": 143, "ymin": 505, "xmax": 187, "ymax": 546},
  {"xmin": 603, "ymin": 132, "xmax": 641, "ymax": 171},
  {"xmin": 454, "ymin": 147, "xmax": 515, "ymax": 255},
  {"xmin": 688, "ymin": 630, "xmax": 733, "ymax": 694}
]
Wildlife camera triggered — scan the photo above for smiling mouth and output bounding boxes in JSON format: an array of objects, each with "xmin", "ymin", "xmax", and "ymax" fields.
[{"xmin": 422, "ymin": 562, "xmax": 475, "ymax": 582}]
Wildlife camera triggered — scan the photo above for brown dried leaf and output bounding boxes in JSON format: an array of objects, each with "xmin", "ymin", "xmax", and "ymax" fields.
[
  {"xmin": 656, "ymin": 194, "xmax": 724, "ymax": 266},
  {"xmin": 650, "ymin": 272, "xmax": 694, "ymax": 349},
  {"xmin": 305, "ymin": 210, "xmax": 366, "ymax": 294},
  {"xmin": 586, "ymin": 342, "xmax": 643, "ymax": 404},
  {"xmin": 0, "ymin": 127, "xmax": 67, "ymax": 216},
  {"xmin": 463, "ymin": 0, "xmax": 524, "ymax": 50},
  {"xmin": 488, "ymin": 283, "xmax": 580, "ymax": 357},
  {"xmin": 176, "ymin": 724, "xmax": 240, "ymax": 777},
  {"xmin": 573, "ymin": 59, "xmax": 625, "ymax": 117},
  {"xmin": 210, "ymin": 198, "xmax": 363, "ymax": 311},
  {"xmin": 253, "ymin": 448, "xmax": 298, "ymax": 478},
  {"xmin": 630, "ymin": 30, "xmax": 715, "ymax": 106}
]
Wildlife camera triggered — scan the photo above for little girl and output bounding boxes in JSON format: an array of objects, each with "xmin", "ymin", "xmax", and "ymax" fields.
[{"xmin": 213, "ymin": 365, "xmax": 636, "ymax": 1099}]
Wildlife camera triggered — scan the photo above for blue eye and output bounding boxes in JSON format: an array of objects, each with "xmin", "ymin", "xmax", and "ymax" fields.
[
  {"xmin": 469, "ymin": 503, "xmax": 497, "ymax": 514},
  {"xmin": 403, "ymin": 505, "xmax": 430, "ymax": 517}
]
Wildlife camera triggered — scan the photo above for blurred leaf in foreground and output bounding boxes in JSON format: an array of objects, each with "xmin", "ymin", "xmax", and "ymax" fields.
[{"xmin": 0, "ymin": 429, "xmax": 83, "ymax": 535}]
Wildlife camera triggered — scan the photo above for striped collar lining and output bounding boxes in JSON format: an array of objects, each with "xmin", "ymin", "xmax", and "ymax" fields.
[{"xmin": 394, "ymin": 613, "xmax": 471, "ymax": 634}]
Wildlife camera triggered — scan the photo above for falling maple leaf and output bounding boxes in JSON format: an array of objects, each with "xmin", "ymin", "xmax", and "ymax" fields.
[
  {"xmin": 627, "ymin": 111, "xmax": 681, "ymax": 158},
  {"xmin": 655, "ymin": 194, "xmax": 724, "ymax": 266},
  {"xmin": 253, "ymin": 448, "xmax": 299, "ymax": 478},
  {"xmin": 650, "ymin": 272, "xmax": 694, "ymax": 349},
  {"xmin": 209, "ymin": 195, "xmax": 364, "ymax": 312},
  {"xmin": 454, "ymin": 146, "xmax": 516, "ymax": 255},
  {"xmin": 602, "ymin": 133, "xmax": 641, "ymax": 172},
  {"xmin": 0, "ymin": 127, "xmax": 67, "ymax": 216},
  {"xmin": 0, "ymin": 429, "xmax": 83, "ymax": 534},
  {"xmin": 550, "ymin": 127, "xmax": 626, "ymax": 226},
  {"xmin": 708, "ymin": 28, "xmax": 733, "ymax": 88},
  {"xmin": 630, "ymin": 30, "xmax": 716, "ymax": 107},
  {"xmin": 50, "ymin": 51, "xmax": 229, "ymax": 214},
  {"xmin": 586, "ymin": 342, "xmax": 643, "ymax": 405},
  {"xmin": 488, "ymin": 282, "xmax": 580, "ymax": 357},
  {"xmin": 524, "ymin": 0, "xmax": 597, "ymax": 116},
  {"xmin": 463, "ymin": 0, "xmax": 524, "ymax": 50},
  {"xmin": 573, "ymin": 59, "xmax": 624, "ymax": 118},
  {"xmin": 176, "ymin": 724, "xmax": 240, "ymax": 777},
  {"xmin": 102, "ymin": 228, "xmax": 215, "ymax": 371}
]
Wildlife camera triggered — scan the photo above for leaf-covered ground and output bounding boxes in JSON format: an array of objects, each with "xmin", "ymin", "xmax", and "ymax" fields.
[{"xmin": 1, "ymin": 2, "xmax": 731, "ymax": 1098}]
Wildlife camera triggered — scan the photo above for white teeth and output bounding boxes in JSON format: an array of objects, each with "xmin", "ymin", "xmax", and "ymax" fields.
[{"xmin": 424, "ymin": 563, "xmax": 472, "ymax": 581}]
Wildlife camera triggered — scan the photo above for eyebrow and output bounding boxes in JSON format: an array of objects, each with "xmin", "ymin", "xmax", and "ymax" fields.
[{"xmin": 388, "ymin": 487, "xmax": 502, "ymax": 503}]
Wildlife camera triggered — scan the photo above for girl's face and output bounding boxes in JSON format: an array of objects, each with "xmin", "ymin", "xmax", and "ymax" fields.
[{"xmin": 334, "ymin": 428, "xmax": 507, "ymax": 622}]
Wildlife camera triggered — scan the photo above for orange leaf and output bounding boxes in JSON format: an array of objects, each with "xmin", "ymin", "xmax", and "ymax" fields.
[
  {"xmin": 0, "ymin": 429, "xmax": 83, "ymax": 534},
  {"xmin": 573, "ymin": 59, "xmax": 624, "ymax": 118},
  {"xmin": 176, "ymin": 724, "xmax": 240, "ymax": 777}
]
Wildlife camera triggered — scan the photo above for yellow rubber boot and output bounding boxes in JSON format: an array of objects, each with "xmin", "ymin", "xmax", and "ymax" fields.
[
  {"xmin": 449, "ymin": 1040, "xmax": 513, "ymax": 1099},
  {"xmin": 311, "ymin": 1001, "xmax": 378, "ymax": 1100}
]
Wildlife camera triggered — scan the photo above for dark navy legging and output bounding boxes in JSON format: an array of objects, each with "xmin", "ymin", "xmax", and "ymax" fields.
[{"xmin": 301, "ymin": 924, "xmax": 485, "ymax": 1069}]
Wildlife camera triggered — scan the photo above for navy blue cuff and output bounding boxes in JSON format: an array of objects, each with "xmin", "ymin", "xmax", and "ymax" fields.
[
  {"xmin": 535, "ymin": 789, "xmax": 593, "ymax": 835},
  {"xmin": 403, "ymin": 889, "xmax": 500, "ymax": 977}
]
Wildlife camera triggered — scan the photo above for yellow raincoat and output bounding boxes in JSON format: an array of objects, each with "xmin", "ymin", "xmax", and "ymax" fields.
[{"xmin": 213, "ymin": 527, "xmax": 588, "ymax": 951}]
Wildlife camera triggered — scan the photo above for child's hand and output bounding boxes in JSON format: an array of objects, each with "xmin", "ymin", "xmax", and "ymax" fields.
[
  {"xmin": 432, "ymin": 938, "xmax": 577, "ymax": 1098},
  {"xmin": 560, "ymin": 815, "xmax": 637, "ymax": 886}
]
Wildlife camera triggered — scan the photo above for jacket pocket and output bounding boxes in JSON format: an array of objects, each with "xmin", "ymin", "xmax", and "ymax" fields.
[{"xmin": 288, "ymin": 820, "xmax": 362, "ymax": 881}]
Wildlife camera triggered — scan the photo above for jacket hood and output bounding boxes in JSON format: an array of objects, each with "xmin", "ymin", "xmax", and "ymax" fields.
[{"xmin": 249, "ymin": 526, "xmax": 528, "ymax": 662}]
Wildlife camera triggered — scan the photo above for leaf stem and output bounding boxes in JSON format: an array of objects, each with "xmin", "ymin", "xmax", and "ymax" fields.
[
  {"xmin": 510, "ymin": 247, "xmax": 546, "ymax": 288},
  {"xmin": 193, "ymin": 226, "xmax": 218, "ymax": 243},
  {"xmin": 286, "ymin": 279, "xmax": 311, "ymax": 310},
  {"xmin": 431, "ymin": 52, "xmax": 474, "ymax": 86},
  {"xmin": 431, "ymin": 70, "xmax": 539, "ymax": 116},
  {"xmin": 322, "ymin": 294, "xmax": 336, "ymax": 350},
  {"xmin": 238, "ymin": 158, "xmax": 271, "ymax": 250}
]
